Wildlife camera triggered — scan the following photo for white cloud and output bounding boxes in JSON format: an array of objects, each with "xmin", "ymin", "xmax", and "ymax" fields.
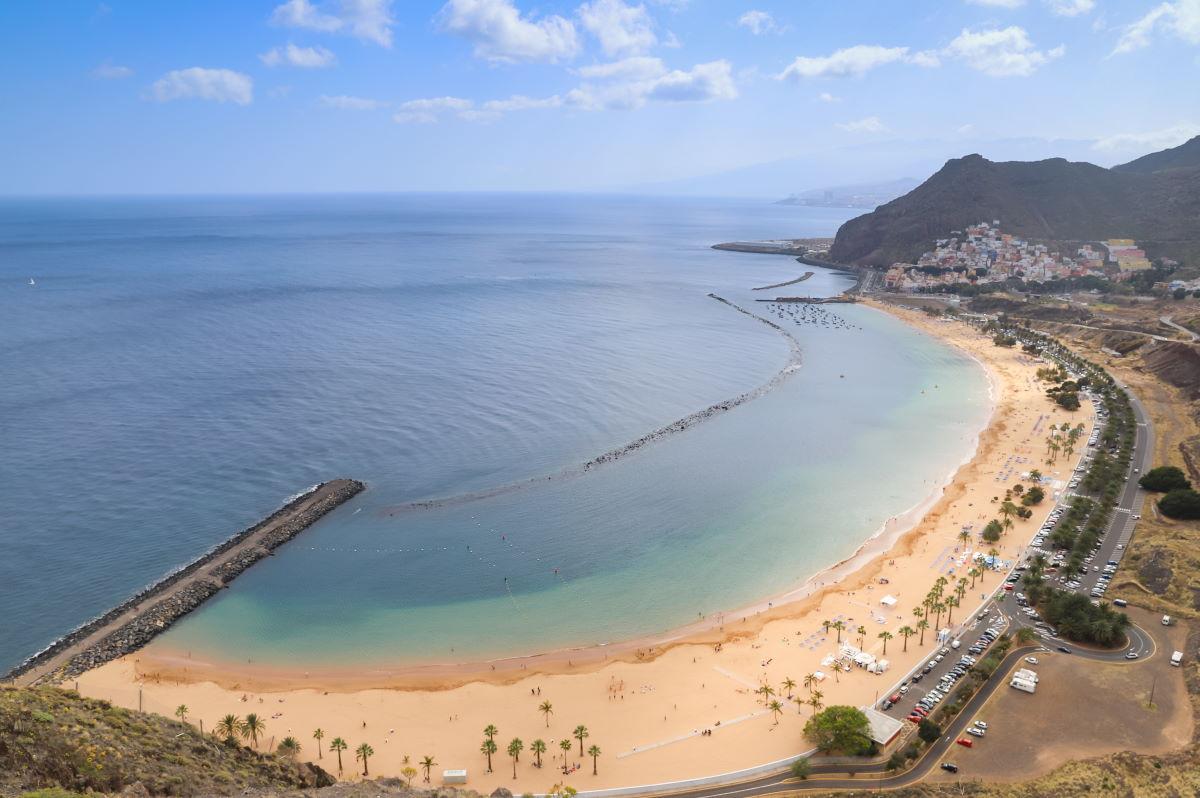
[
  {"xmin": 92, "ymin": 61, "xmax": 133, "ymax": 79},
  {"xmin": 269, "ymin": 0, "xmax": 394, "ymax": 47},
  {"xmin": 836, "ymin": 116, "xmax": 888, "ymax": 134},
  {"xmin": 393, "ymin": 96, "xmax": 474, "ymax": 123},
  {"xmin": 150, "ymin": 68, "xmax": 253, "ymax": 105},
  {"xmin": 576, "ymin": 55, "xmax": 665, "ymax": 80},
  {"xmin": 579, "ymin": 0, "xmax": 657, "ymax": 57},
  {"xmin": 437, "ymin": 0, "xmax": 580, "ymax": 63},
  {"xmin": 908, "ymin": 49, "xmax": 942, "ymax": 67},
  {"xmin": 943, "ymin": 26, "xmax": 1064, "ymax": 76},
  {"xmin": 1092, "ymin": 122, "xmax": 1200, "ymax": 151},
  {"xmin": 319, "ymin": 94, "xmax": 386, "ymax": 109},
  {"xmin": 271, "ymin": 0, "xmax": 342, "ymax": 31},
  {"xmin": 1112, "ymin": 0, "xmax": 1200, "ymax": 54},
  {"xmin": 397, "ymin": 56, "xmax": 736, "ymax": 123},
  {"xmin": 967, "ymin": 0, "xmax": 1025, "ymax": 7},
  {"xmin": 482, "ymin": 94, "xmax": 565, "ymax": 111},
  {"xmin": 568, "ymin": 57, "xmax": 735, "ymax": 109},
  {"xmin": 737, "ymin": 10, "xmax": 779, "ymax": 35},
  {"xmin": 1045, "ymin": 0, "xmax": 1095, "ymax": 16},
  {"xmin": 818, "ymin": 91, "xmax": 839, "ymax": 102},
  {"xmin": 957, "ymin": 123, "xmax": 976, "ymax": 134},
  {"xmin": 260, "ymin": 43, "xmax": 337, "ymax": 68},
  {"xmin": 777, "ymin": 45, "xmax": 911, "ymax": 79}
]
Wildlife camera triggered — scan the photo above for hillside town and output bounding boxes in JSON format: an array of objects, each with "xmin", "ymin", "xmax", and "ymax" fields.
[{"xmin": 880, "ymin": 221, "xmax": 1182, "ymax": 293}]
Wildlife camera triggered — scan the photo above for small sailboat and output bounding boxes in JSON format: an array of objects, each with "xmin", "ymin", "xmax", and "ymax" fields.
[{"xmin": 28, "ymin": 278, "xmax": 36, "ymax": 286}]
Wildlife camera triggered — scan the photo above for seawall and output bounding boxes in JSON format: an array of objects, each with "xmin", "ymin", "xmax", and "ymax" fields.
[{"xmin": 4, "ymin": 478, "xmax": 365, "ymax": 685}]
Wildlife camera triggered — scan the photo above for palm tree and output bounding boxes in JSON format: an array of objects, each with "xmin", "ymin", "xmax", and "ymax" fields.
[
  {"xmin": 856, "ymin": 625, "xmax": 867, "ymax": 649},
  {"xmin": 1029, "ymin": 468, "xmax": 1042, "ymax": 482},
  {"xmin": 539, "ymin": 700, "xmax": 554, "ymax": 727},
  {"xmin": 821, "ymin": 619, "xmax": 832, "ymax": 637},
  {"xmin": 241, "ymin": 713, "xmax": 265, "ymax": 749},
  {"xmin": 755, "ymin": 684, "xmax": 775, "ymax": 706},
  {"xmin": 174, "ymin": 704, "xmax": 189, "ymax": 724},
  {"xmin": 807, "ymin": 692, "xmax": 824, "ymax": 716},
  {"xmin": 768, "ymin": 699, "xmax": 784, "ymax": 725},
  {"xmin": 215, "ymin": 714, "xmax": 243, "ymax": 744},
  {"xmin": 898, "ymin": 625, "xmax": 915, "ymax": 652},
  {"xmin": 532, "ymin": 738, "xmax": 547, "ymax": 768},
  {"xmin": 420, "ymin": 755, "xmax": 436, "ymax": 783},
  {"xmin": 402, "ymin": 766, "xmax": 418, "ymax": 787},
  {"xmin": 588, "ymin": 744, "xmax": 601, "ymax": 775},
  {"xmin": 945, "ymin": 595, "xmax": 959, "ymax": 625},
  {"xmin": 330, "ymin": 737, "xmax": 348, "ymax": 774},
  {"xmin": 781, "ymin": 677, "xmax": 797, "ymax": 698},
  {"xmin": 956, "ymin": 578, "xmax": 968, "ymax": 603},
  {"xmin": 356, "ymin": 742, "xmax": 374, "ymax": 777},
  {"xmin": 508, "ymin": 738, "xmax": 524, "ymax": 779},
  {"xmin": 278, "ymin": 736, "xmax": 301, "ymax": 758},
  {"xmin": 802, "ymin": 672, "xmax": 816, "ymax": 693},
  {"xmin": 957, "ymin": 528, "xmax": 971, "ymax": 548},
  {"xmin": 877, "ymin": 630, "xmax": 893, "ymax": 655},
  {"xmin": 481, "ymin": 737, "xmax": 498, "ymax": 772},
  {"xmin": 559, "ymin": 738, "xmax": 573, "ymax": 770},
  {"xmin": 312, "ymin": 728, "xmax": 324, "ymax": 759},
  {"xmin": 917, "ymin": 618, "xmax": 929, "ymax": 646},
  {"xmin": 832, "ymin": 620, "xmax": 845, "ymax": 643},
  {"xmin": 968, "ymin": 567, "xmax": 980, "ymax": 589},
  {"xmin": 484, "ymin": 723, "xmax": 499, "ymax": 742},
  {"xmin": 574, "ymin": 724, "xmax": 590, "ymax": 757}
]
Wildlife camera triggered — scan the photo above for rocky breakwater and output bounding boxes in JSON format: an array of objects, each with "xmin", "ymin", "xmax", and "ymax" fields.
[{"xmin": 6, "ymin": 478, "xmax": 365, "ymax": 685}]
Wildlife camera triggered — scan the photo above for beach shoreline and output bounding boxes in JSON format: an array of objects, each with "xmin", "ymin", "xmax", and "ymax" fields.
[
  {"xmin": 109, "ymin": 300, "xmax": 997, "ymax": 693},
  {"xmin": 77, "ymin": 300, "xmax": 1095, "ymax": 792}
]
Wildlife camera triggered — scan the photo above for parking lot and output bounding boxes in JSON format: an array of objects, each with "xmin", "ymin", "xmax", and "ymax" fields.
[{"xmin": 926, "ymin": 608, "xmax": 1193, "ymax": 782}]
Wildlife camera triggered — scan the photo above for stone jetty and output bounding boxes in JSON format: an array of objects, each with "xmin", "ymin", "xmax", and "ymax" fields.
[{"xmin": 5, "ymin": 478, "xmax": 365, "ymax": 685}]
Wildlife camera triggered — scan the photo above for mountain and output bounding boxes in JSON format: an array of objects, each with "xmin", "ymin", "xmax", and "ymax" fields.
[
  {"xmin": 1112, "ymin": 134, "xmax": 1200, "ymax": 174},
  {"xmin": 829, "ymin": 136, "xmax": 1200, "ymax": 266}
]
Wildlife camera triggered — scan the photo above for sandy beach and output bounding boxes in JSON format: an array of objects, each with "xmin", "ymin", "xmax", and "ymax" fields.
[{"xmin": 77, "ymin": 301, "xmax": 1095, "ymax": 793}]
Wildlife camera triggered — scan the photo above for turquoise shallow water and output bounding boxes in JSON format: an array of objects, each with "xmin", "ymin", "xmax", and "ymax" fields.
[{"xmin": 0, "ymin": 194, "xmax": 989, "ymax": 671}]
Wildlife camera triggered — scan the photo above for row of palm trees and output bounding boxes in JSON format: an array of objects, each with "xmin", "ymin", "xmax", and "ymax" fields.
[
  {"xmin": 755, "ymin": 680, "xmax": 825, "ymax": 722},
  {"xmin": 481, "ymin": 722, "xmax": 601, "ymax": 778},
  {"xmin": 177, "ymin": 707, "xmax": 428, "ymax": 780}
]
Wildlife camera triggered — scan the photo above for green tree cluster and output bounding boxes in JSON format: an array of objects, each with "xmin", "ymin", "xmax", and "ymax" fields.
[
  {"xmin": 1138, "ymin": 466, "xmax": 1192, "ymax": 492},
  {"xmin": 802, "ymin": 706, "xmax": 872, "ymax": 755}
]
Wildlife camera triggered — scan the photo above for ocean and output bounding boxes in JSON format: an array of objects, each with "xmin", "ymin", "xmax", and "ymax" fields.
[{"xmin": 0, "ymin": 194, "xmax": 990, "ymax": 671}]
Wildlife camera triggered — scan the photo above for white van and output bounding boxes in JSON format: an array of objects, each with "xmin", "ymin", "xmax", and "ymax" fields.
[
  {"xmin": 1162, "ymin": 615, "xmax": 1172, "ymax": 626},
  {"xmin": 1171, "ymin": 651, "xmax": 1184, "ymax": 667}
]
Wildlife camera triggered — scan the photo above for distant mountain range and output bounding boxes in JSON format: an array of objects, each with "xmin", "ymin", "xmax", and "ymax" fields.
[
  {"xmin": 775, "ymin": 178, "xmax": 919, "ymax": 209},
  {"xmin": 829, "ymin": 136, "xmax": 1200, "ymax": 267}
]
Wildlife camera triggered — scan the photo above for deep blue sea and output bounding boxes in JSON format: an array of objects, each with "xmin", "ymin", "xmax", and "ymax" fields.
[{"xmin": 0, "ymin": 195, "xmax": 989, "ymax": 671}]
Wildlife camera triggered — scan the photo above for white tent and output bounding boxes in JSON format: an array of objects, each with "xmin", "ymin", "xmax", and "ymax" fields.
[{"xmin": 879, "ymin": 594, "xmax": 898, "ymax": 607}]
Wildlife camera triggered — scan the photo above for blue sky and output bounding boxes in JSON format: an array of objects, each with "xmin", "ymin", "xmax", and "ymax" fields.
[{"xmin": 2, "ymin": 0, "xmax": 1198, "ymax": 195}]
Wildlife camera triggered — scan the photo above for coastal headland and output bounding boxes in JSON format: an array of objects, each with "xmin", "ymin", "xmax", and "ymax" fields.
[
  {"xmin": 75, "ymin": 302, "xmax": 1099, "ymax": 794},
  {"xmin": 6, "ymin": 479, "xmax": 364, "ymax": 687}
]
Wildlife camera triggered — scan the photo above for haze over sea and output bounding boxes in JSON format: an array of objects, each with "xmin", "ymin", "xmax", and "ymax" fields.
[{"xmin": 0, "ymin": 195, "xmax": 989, "ymax": 672}]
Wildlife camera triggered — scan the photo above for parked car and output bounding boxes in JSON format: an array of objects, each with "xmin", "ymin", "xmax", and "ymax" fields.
[
  {"xmin": 941, "ymin": 763, "xmax": 959, "ymax": 773},
  {"xmin": 956, "ymin": 738, "xmax": 974, "ymax": 748}
]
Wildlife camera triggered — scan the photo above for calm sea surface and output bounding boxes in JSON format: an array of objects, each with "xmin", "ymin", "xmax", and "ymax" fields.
[{"xmin": 0, "ymin": 195, "xmax": 989, "ymax": 671}]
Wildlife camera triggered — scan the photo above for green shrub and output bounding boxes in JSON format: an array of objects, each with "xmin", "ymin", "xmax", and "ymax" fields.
[
  {"xmin": 1139, "ymin": 466, "xmax": 1192, "ymax": 492},
  {"xmin": 1159, "ymin": 488, "xmax": 1200, "ymax": 520}
]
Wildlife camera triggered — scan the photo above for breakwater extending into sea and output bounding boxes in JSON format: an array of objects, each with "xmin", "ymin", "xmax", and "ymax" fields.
[
  {"xmin": 379, "ymin": 295, "xmax": 802, "ymax": 515},
  {"xmin": 5, "ymin": 479, "xmax": 364, "ymax": 685}
]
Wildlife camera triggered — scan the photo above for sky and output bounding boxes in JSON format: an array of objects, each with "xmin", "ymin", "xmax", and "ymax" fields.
[{"xmin": 1, "ymin": 0, "xmax": 1198, "ymax": 195}]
